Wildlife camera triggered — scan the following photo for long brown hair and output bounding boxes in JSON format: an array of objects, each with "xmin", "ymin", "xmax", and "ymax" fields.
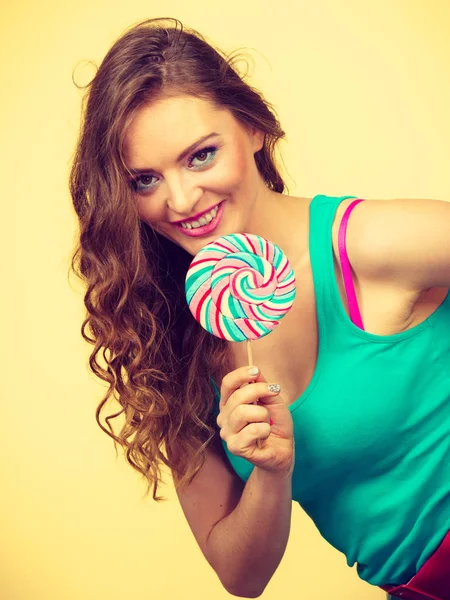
[{"xmin": 69, "ymin": 17, "xmax": 287, "ymax": 500}]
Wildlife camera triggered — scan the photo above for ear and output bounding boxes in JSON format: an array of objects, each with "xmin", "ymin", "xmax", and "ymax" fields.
[{"xmin": 251, "ymin": 128, "xmax": 265, "ymax": 153}]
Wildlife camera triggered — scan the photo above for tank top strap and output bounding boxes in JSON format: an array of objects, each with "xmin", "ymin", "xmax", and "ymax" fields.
[
  {"xmin": 338, "ymin": 198, "xmax": 366, "ymax": 329},
  {"xmin": 308, "ymin": 194, "xmax": 359, "ymax": 332}
]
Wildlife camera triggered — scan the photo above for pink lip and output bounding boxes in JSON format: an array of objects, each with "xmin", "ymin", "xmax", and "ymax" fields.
[{"xmin": 172, "ymin": 201, "xmax": 225, "ymax": 237}]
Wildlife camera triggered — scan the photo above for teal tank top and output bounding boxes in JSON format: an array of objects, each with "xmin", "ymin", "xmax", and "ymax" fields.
[{"xmin": 212, "ymin": 194, "xmax": 450, "ymax": 587}]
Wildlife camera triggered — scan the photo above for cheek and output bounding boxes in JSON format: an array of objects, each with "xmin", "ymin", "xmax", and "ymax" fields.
[
  {"xmin": 136, "ymin": 196, "xmax": 162, "ymax": 224},
  {"xmin": 210, "ymin": 146, "xmax": 254, "ymax": 193}
]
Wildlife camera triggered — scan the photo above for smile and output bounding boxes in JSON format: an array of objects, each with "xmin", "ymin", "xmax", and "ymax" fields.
[
  {"xmin": 172, "ymin": 201, "xmax": 225, "ymax": 237},
  {"xmin": 180, "ymin": 204, "xmax": 219, "ymax": 229}
]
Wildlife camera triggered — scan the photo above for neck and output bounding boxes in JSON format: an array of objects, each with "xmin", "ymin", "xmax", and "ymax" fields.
[{"xmin": 247, "ymin": 188, "xmax": 309, "ymax": 269}]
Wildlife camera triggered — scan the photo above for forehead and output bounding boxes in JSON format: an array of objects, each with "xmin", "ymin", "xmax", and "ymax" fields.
[{"xmin": 123, "ymin": 95, "xmax": 236, "ymax": 167}]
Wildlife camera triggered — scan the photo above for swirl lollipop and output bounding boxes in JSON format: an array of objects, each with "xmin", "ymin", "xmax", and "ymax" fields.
[{"xmin": 185, "ymin": 232, "xmax": 296, "ymax": 356}]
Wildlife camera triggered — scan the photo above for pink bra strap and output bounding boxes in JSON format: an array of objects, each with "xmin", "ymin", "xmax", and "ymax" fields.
[{"xmin": 338, "ymin": 199, "xmax": 365, "ymax": 330}]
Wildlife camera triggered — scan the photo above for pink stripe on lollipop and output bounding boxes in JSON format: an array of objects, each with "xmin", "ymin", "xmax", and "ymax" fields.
[
  {"xmin": 214, "ymin": 240, "xmax": 236, "ymax": 253},
  {"xmin": 189, "ymin": 258, "xmax": 220, "ymax": 274},
  {"xmin": 263, "ymin": 304, "xmax": 289, "ymax": 315},
  {"xmin": 232, "ymin": 268, "xmax": 259, "ymax": 290},
  {"xmin": 211, "ymin": 306, "xmax": 226, "ymax": 339},
  {"xmin": 213, "ymin": 306, "xmax": 225, "ymax": 339},
  {"xmin": 215, "ymin": 280, "xmax": 228, "ymax": 312},
  {"xmin": 243, "ymin": 233, "xmax": 257, "ymax": 255},
  {"xmin": 231, "ymin": 272, "xmax": 245, "ymax": 300},
  {"xmin": 248, "ymin": 303, "xmax": 264, "ymax": 320},
  {"xmin": 211, "ymin": 277, "xmax": 229, "ymax": 311},
  {"xmin": 236, "ymin": 318, "xmax": 261, "ymax": 340},
  {"xmin": 245, "ymin": 320, "xmax": 261, "ymax": 338},
  {"xmin": 249, "ymin": 272, "xmax": 276, "ymax": 298},
  {"xmin": 277, "ymin": 258, "xmax": 289, "ymax": 279},
  {"xmin": 194, "ymin": 286, "xmax": 211, "ymax": 322},
  {"xmin": 213, "ymin": 258, "xmax": 243, "ymax": 274},
  {"xmin": 277, "ymin": 279, "xmax": 296, "ymax": 292},
  {"xmin": 264, "ymin": 238, "xmax": 269, "ymax": 261}
]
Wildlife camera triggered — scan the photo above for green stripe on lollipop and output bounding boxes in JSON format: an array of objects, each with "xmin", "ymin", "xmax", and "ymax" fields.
[
  {"xmin": 185, "ymin": 269, "xmax": 210, "ymax": 304},
  {"xmin": 229, "ymin": 293, "xmax": 248, "ymax": 318}
]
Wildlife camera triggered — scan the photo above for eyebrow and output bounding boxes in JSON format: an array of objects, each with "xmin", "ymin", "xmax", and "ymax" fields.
[{"xmin": 127, "ymin": 132, "xmax": 221, "ymax": 176}]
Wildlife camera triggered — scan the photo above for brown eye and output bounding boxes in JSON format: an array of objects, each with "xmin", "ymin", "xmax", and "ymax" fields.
[
  {"xmin": 189, "ymin": 146, "xmax": 217, "ymax": 168},
  {"xmin": 130, "ymin": 174, "xmax": 157, "ymax": 193}
]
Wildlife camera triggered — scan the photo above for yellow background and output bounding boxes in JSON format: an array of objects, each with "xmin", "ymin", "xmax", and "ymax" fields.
[{"xmin": 2, "ymin": 1, "xmax": 450, "ymax": 598}]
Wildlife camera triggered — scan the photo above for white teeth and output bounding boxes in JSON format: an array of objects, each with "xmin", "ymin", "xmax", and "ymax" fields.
[{"xmin": 180, "ymin": 205, "xmax": 219, "ymax": 229}]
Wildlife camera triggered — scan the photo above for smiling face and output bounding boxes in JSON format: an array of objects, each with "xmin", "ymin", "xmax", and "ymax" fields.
[{"xmin": 123, "ymin": 94, "xmax": 266, "ymax": 255}]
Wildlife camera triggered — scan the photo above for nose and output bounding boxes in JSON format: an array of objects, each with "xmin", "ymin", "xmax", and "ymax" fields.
[{"xmin": 165, "ymin": 173, "xmax": 202, "ymax": 217}]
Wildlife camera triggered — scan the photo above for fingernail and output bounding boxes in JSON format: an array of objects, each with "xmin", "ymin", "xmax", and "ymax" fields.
[
  {"xmin": 268, "ymin": 384, "xmax": 281, "ymax": 393},
  {"xmin": 248, "ymin": 366, "xmax": 259, "ymax": 376}
]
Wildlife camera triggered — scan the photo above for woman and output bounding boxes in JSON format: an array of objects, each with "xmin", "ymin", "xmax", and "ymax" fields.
[{"xmin": 69, "ymin": 17, "xmax": 450, "ymax": 599}]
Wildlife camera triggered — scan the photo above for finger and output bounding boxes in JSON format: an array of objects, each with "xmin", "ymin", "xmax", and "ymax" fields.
[
  {"xmin": 218, "ymin": 389, "xmax": 269, "ymax": 430},
  {"xmin": 227, "ymin": 422, "xmax": 272, "ymax": 455},
  {"xmin": 223, "ymin": 404, "xmax": 270, "ymax": 437},
  {"xmin": 225, "ymin": 381, "xmax": 281, "ymax": 415},
  {"xmin": 219, "ymin": 365, "xmax": 263, "ymax": 409}
]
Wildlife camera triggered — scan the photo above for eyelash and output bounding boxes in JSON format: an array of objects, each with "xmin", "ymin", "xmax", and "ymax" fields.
[{"xmin": 130, "ymin": 146, "xmax": 218, "ymax": 193}]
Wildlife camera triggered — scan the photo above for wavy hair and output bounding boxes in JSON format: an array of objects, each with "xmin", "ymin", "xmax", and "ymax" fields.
[{"xmin": 69, "ymin": 17, "xmax": 287, "ymax": 500}]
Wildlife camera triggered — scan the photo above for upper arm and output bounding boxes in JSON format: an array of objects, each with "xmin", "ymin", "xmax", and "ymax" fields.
[{"xmin": 175, "ymin": 432, "xmax": 245, "ymax": 566}]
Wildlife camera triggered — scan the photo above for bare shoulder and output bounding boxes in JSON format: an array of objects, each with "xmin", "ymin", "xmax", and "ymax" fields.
[
  {"xmin": 330, "ymin": 198, "xmax": 383, "ymax": 281},
  {"xmin": 175, "ymin": 433, "xmax": 245, "ymax": 563},
  {"xmin": 330, "ymin": 197, "xmax": 449, "ymax": 325},
  {"xmin": 330, "ymin": 197, "xmax": 420, "ymax": 291},
  {"xmin": 331, "ymin": 196, "xmax": 450, "ymax": 289}
]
